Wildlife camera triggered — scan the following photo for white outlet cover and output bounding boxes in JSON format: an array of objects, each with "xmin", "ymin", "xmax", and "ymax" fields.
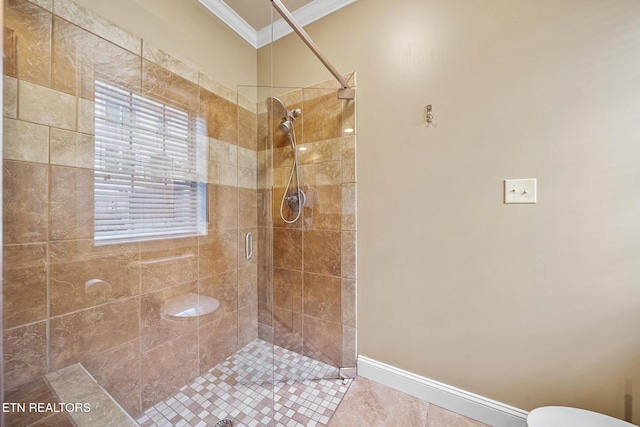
[{"xmin": 504, "ymin": 178, "xmax": 537, "ymax": 204}]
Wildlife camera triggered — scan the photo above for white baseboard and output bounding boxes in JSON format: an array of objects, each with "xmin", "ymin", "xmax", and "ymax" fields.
[{"xmin": 357, "ymin": 356, "xmax": 529, "ymax": 427}]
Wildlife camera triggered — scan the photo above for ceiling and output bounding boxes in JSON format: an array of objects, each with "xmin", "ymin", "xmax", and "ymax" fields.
[{"xmin": 197, "ymin": 0, "xmax": 356, "ymax": 48}]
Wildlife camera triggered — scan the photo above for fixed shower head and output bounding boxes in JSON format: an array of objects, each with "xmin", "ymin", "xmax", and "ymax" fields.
[{"xmin": 267, "ymin": 97, "xmax": 288, "ymax": 121}]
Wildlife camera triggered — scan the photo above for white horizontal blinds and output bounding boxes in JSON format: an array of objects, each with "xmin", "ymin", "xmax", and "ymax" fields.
[{"xmin": 94, "ymin": 80, "xmax": 207, "ymax": 243}]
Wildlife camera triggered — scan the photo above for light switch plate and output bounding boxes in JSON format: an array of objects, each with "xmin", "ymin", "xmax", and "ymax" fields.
[{"xmin": 504, "ymin": 178, "xmax": 537, "ymax": 204}]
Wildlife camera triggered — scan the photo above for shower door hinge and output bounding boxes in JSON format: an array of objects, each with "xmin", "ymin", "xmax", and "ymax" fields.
[{"xmin": 338, "ymin": 87, "xmax": 356, "ymax": 100}]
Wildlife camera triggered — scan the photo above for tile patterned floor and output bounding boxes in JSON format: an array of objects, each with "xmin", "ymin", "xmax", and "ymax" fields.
[{"xmin": 137, "ymin": 339, "xmax": 350, "ymax": 427}]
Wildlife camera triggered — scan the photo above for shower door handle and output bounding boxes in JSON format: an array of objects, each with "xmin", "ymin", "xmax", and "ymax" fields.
[{"xmin": 245, "ymin": 232, "xmax": 253, "ymax": 260}]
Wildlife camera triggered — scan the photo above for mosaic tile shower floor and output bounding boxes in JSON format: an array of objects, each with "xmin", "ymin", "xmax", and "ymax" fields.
[{"xmin": 137, "ymin": 339, "xmax": 352, "ymax": 427}]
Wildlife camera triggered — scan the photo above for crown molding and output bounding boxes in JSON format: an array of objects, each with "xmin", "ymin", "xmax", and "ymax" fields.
[
  {"xmin": 197, "ymin": 0, "xmax": 258, "ymax": 47},
  {"xmin": 198, "ymin": 0, "xmax": 357, "ymax": 49}
]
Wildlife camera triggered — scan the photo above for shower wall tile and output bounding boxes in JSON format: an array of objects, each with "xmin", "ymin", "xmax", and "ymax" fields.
[
  {"xmin": 303, "ymin": 273, "xmax": 342, "ymax": 323},
  {"xmin": 3, "ymin": 321, "xmax": 48, "ymax": 392},
  {"xmin": 198, "ymin": 270, "xmax": 238, "ymax": 327},
  {"xmin": 18, "ymin": 80, "xmax": 76, "ymax": 130},
  {"xmin": 302, "ymin": 90, "xmax": 342, "ymax": 143},
  {"xmin": 53, "ymin": 0, "xmax": 142, "ymax": 55},
  {"xmin": 341, "ymin": 231, "xmax": 357, "ymax": 279},
  {"xmin": 238, "ymin": 107, "xmax": 258, "ymax": 151},
  {"xmin": 297, "ymin": 139, "xmax": 342, "ymax": 165},
  {"xmin": 273, "ymin": 228, "xmax": 303, "ymax": 270},
  {"xmin": 303, "ymin": 161, "xmax": 342, "ymax": 186},
  {"xmin": 3, "ymin": 118, "xmax": 49, "ymax": 163},
  {"xmin": 198, "ymin": 72, "xmax": 237, "ymax": 106},
  {"xmin": 3, "ymin": 243, "xmax": 48, "ymax": 329},
  {"xmin": 4, "ymin": 0, "xmax": 52, "ymax": 87},
  {"xmin": 4, "ymin": 76, "xmax": 18, "ymax": 118},
  {"xmin": 77, "ymin": 98, "xmax": 95, "ymax": 135},
  {"xmin": 200, "ymin": 88, "xmax": 238, "ymax": 145},
  {"xmin": 342, "ymin": 326, "xmax": 357, "ymax": 367},
  {"xmin": 342, "ymin": 99, "xmax": 356, "ymax": 135},
  {"xmin": 303, "ymin": 315, "xmax": 342, "ymax": 367},
  {"xmin": 140, "ymin": 331, "xmax": 199, "ymax": 409},
  {"xmin": 142, "ymin": 60, "xmax": 199, "ymax": 112},
  {"xmin": 238, "ymin": 188, "xmax": 258, "ymax": 227},
  {"xmin": 342, "ymin": 183, "xmax": 357, "ymax": 230},
  {"xmin": 49, "ymin": 239, "xmax": 140, "ymax": 316},
  {"xmin": 238, "ymin": 304, "xmax": 259, "ymax": 348},
  {"xmin": 198, "ymin": 228, "xmax": 238, "ymax": 279},
  {"xmin": 273, "ymin": 268, "xmax": 302, "ymax": 312},
  {"xmin": 239, "ymin": 165, "xmax": 257, "ymax": 189},
  {"xmin": 210, "ymin": 138, "xmax": 238, "ymax": 166},
  {"xmin": 49, "ymin": 297, "xmax": 140, "ymax": 371},
  {"xmin": 30, "ymin": 0, "xmax": 52, "ymax": 11},
  {"xmin": 303, "ymin": 229, "xmax": 341, "ymax": 277},
  {"xmin": 238, "ymin": 266, "xmax": 258, "ymax": 308},
  {"xmin": 50, "ymin": 128, "xmax": 95, "ymax": 168},
  {"xmin": 52, "ymin": 16, "xmax": 141, "ymax": 101},
  {"xmin": 198, "ymin": 312, "xmax": 238, "ymax": 374},
  {"xmin": 140, "ymin": 237, "xmax": 198, "ymax": 294},
  {"xmin": 50, "ymin": 166, "xmax": 94, "ymax": 241},
  {"xmin": 208, "ymin": 184, "xmax": 238, "ymax": 230},
  {"xmin": 303, "ymin": 184, "xmax": 342, "ymax": 230},
  {"xmin": 93, "ymin": 358, "xmax": 141, "ymax": 418},
  {"xmin": 219, "ymin": 162, "xmax": 239, "ymax": 187},
  {"xmin": 143, "ymin": 41, "xmax": 199, "ymax": 85},
  {"xmin": 342, "ymin": 279, "xmax": 356, "ymax": 328},
  {"xmin": 342, "ymin": 136, "xmax": 357, "ymax": 183},
  {"xmin": 141, "ymin": 281, "xmax": 199, "ymax": 352},
  {"xmin": 274, "ymin": 307, "xmax": 303, "ymax": 354},
  {"xmin": 3, "ymin": 160, "xmax": 48, "ymax": 244}
]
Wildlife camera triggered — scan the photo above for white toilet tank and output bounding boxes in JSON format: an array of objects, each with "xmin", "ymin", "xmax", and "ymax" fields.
[{"xmin": 527, "ymin": 406, "xmax": 636, "ymax": 427}]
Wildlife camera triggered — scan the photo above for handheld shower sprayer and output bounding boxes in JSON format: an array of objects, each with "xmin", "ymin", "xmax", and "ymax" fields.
[{"xmin": 267, "ymin": 97, "xmax": 305, "ymax": 224}]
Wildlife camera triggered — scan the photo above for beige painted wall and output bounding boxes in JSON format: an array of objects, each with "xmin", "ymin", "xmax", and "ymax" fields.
[
  {"xmin": 74, "ymin": 0, "xmax": 257, "ymax": 91},
  {"xmin": 260, "ymin": 0, "xmax": 640, "ymax": 421}
]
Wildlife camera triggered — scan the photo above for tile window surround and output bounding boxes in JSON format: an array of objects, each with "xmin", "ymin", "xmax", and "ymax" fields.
[{"xmin": 2, "ymin": 0, "xmax": 357, "ymax": 420}]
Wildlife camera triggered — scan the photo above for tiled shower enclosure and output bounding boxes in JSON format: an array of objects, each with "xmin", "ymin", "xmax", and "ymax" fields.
[{"xmin": 2, "ymin": 0, "xmax": 357, "ymax": 424}]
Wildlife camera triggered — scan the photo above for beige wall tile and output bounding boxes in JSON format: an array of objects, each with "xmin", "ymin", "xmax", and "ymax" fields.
[
  {"xmin": 200, "ymin": 88, "xmax": 238, "ymax": 145},
  {"xmin": 238, "ymin": 107, "xmax": 258, "ymax": 151},
  {"xmin": 19, "ymin": 80, "xmax": 76, "ymax": 130},
  {"xmin": 52, "ymin": 16, "xmax": 141, "ymax": 101},
  {"xmin": 4, "ymin": 0, "xmax": 52, "ymax": 87},
  {"xmin": 140, "ymin": 331, "xmax": 199, "ymax": 409},
  {"xmin": 238, "ymin": 165, "xmax": 257, "ymax": 189},
  {"xmin": 341, "ymin": 231, "xmax": 356, "ymax": 279},
  {"xmin": 342, "ymin": 183, "xmax": 356, "ymax": 230},
  {"xmin": 49, "ymin": 166, "xmax": 94, "ymax": 241},
  {"xmin": 341, "ymin": 326, "xmax": 356, "ymax": 367},
  {"xmin": 341, "ymin": 279, "xmax": 356, "ymax": 328},
  {"xmin": 4, "ymin": 76, "xmax": 18, "ymax": 118},
  {"xmin": 198, "ymin": 228, "xmax": 238, "ymax": 279},
  {"xmin": 91, "ymin": 359, "xmax": 141, "ymax": 418},
  {"xmin": 273, "ymin": 268, "xmax": 302, "ymax": 312},
  {"xmin": 3, "ymin": 160, "xmax": 49, "ymax": 244},
  {"xmin": 3, "ymin": 118, "xmax": 49, "ymax": 163},
  {"xmin": 3, "ymin": 322, "xmax": 48, "ymax": 391},
  {"xmin": 142, "ymin": 41, "xmax": 199, "ymax": 85},
  {"xmin": 303, "ymin": 161, "xmax": 342, "ymax": 186},
  {"xmin": 53, "ymin": 0, "xmax": 141, "ymax": 55},
  {"xmin": 208, "ymin": 184, "xmax": 238, "ymax": 229},
  {"xmin": 341, "ymin": 136, "xmax": 356, "ymax": 183},
  {"xmin": 49, "ymin": 239, "xmax": 140, "ymax": 316},
  {"xmin": 77, "ymin": 98, "xmax": 94, "ymax": 135},
  {"xmin": 273, "ymin": 228, "xmax": 302, "ymax": 271},
  {"xmin": 303, "ymin": 229, "xmax": 341, "ymax": 277},
  {"xmin": 302, "ymin": 90, "xmax": 342, "ymax": 143},
  {"xmin": 50, "ymin": 297, "xmax": 140, "ymax": 372},
  {"xmin": 198, "ymin": 312, "xmax": 238, "ymax": 374},
  {"xmin": 142, "ymin": 60, "xmax": 199, "ymax": 113},
  {"xmin": 304, "ymin": 273, "xmax": 342, "ymax": 323},
  {"xmin": 50, "ymin": 128, "xmax": 94, "ymax": 168},
  {"xmin": 238, "ymin": 304, "xmax": 258, "ymax": 348},
  {"xmin": 198, "ymin": 270, "xmax": 238, "ymax": 327},
  {"xmin": 140, "ymin": 237, "xmax": 198, "ymax": 294},
  {"xmin": 303, "ymin": 315, "xmax": 341, "ymax": 367},
  {"xmin": 198, "ymin": 72, "xmax": 237, "ymax": 106},
  {"xmin": 3, "ymin": 243, "xmax": 48, "ymax": 329},
  {"xmin": 29, "ymin": 0, "xmax": 52, "ymax": 11},
  {"xmin": 302, "ymin": 184, "xmax": 342, "ymax": 230},
  {"xmin": 140, "ymin": 281, "xmax": 199, "ymax": 352}
]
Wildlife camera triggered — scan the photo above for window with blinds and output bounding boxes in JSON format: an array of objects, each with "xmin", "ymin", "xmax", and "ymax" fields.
[{"xmin": 94, "ymin": 80, "xmax": 207, "ymax": 244}]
